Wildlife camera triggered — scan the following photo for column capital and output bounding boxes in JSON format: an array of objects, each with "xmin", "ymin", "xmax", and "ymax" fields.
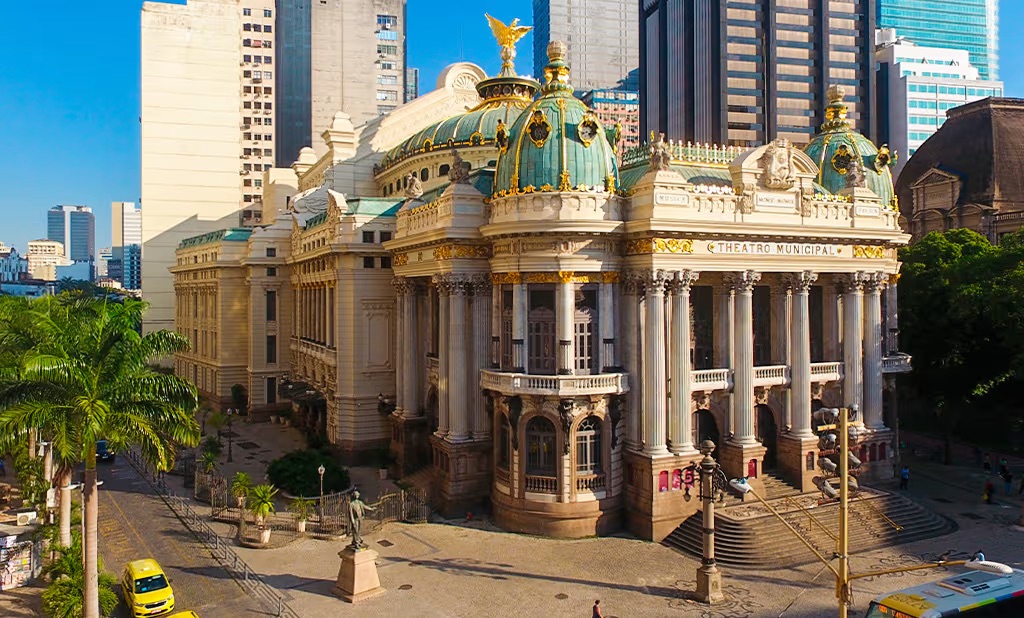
[
  {"xmin": 640, "ymin": 269, "xmax": 670, "ymax": 295},
  {"xmin": 835, "ymin": 271, "xmax": 869, "ymax": 294},
  {"xmin": 783, "ymin": 270, "xmax": 818, "ymax": 293},
  {"xmin": 666, "ymin": 269, "xmax": 700, "ymax": 294},
  {"xmin": 391, "ymin": 276, "xmax": 415, "ymax": 296},
  {"xmin": 432, "ymin": 273, "xmax": 471, "ymax": 295},
  {"xmin": 470, "ymin": 273, "xmax": 492, "ymax": 295},
  {"xmin": 622, "ymin": 270, "xmax": 643, "ymax": 295},
  {"xmin": 726, "ymin": 270, "xmax": 761, "ymax": 293},
  {"xmin": 863, "ymin": 271, "xmax": 888, "ymax": 293}
]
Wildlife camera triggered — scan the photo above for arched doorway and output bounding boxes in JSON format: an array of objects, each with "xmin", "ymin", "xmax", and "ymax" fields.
[
  {"xmin": 756, "ymin": 404, "xmax": 779, "ymax": 468},
  {"xmin": 696, "ymin": 410, "xmax": 720, "ymax": 456}
]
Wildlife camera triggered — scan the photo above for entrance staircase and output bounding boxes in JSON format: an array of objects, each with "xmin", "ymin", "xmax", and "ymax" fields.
[{"xmin": 663, "ymin": 486, "xmax": 954, "ymax": 569}]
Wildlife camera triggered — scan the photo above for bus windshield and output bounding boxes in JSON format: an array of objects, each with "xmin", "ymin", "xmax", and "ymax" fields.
[{"xmin": 864, "ymin": 567, "xmax": 1024, "ymax": 618}]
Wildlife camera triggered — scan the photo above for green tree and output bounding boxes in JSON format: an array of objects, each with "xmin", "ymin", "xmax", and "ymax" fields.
[
  {"xmin": 0, "ymin": 297, "xmax": 200, "ymax": 618},
  {"xmin": 41, "ymin": 538, "xmax": 119, "ymax": 618}
]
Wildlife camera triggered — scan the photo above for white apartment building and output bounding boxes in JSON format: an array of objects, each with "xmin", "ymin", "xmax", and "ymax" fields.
[
  {"xmin": 876, "ymin": 29, "xmax": 1003, "ymax": 177},
  {"xmin": 27, "ymin": 239, "xmax": 72, "ymax": 282}
]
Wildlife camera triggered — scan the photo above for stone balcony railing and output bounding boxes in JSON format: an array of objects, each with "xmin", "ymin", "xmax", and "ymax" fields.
[
  {"xmin": 753, "ymin": 365, "xmax": 789, "ymax": 386},
  {"xmin": 290, "ymin": 337, "xmax": 334, "ymax": 360},
  {"xmin": 524, "ymin": 475, "xmax": 558, "ymax": 493},
  {"xmin": 479, "ymin": 370, "xmax": 629, "ymax": 397},
  {"xmin": 692, "ymin": 368, "xmax": 731, "ymax": 391},
  {"xmin": 810, "ymin": 361, "xmax": 844, "ymax": 382},
  {"xmin": 882, "ymin": 354, "xmax": 913, "ymax": 374}
]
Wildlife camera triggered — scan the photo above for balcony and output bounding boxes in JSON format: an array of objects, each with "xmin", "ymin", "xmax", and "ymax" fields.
[
  {"xmin": 479, "ymin": 370, "xmax": 628, "ymax": 397},
  {"xmin": 810, "ymin": 361, "xmax": 843, "ymax": 382},
  {"xmin": 882, "ymin": 354, "xmax": 912, "ymax": 374},
  {"xmin": 576, "ymin": 474, "xmax": 606, "ymax": 493},
  {"xmin": 692, "ymin": 368, "xmax": 731, "ymax": 391},
  {"xmin": 753, "ymin": 365, "xmax": 788, "ymax": 386},
  {"xmin": 524, "ymin": 475, "xmax": 558, "ymax": 493}
]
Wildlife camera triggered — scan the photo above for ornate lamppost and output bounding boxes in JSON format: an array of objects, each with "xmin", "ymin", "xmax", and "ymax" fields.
[
  {"xmin": 695, "ymin": 439, "xmax": 728, "ymax": 604},
  {"xmin": 318, "ymin": 464, "xmax": 326, "ymax": 500}
]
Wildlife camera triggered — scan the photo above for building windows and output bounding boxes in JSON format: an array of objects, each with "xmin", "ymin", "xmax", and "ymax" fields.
[
  {"xmin": 376, "ymin": 90, "xmax": 398, "ymax": 101},
  {"xmin": 262, "ymin": 40, "xmax": 272, "ymax": 48},
  {"xmin": 377, "ymin": 105, "xmax": 397, "ymax": 115},
  {"xmin": 526, "ymin": 417, "xmax": 557, "ymax": 477},
  {"xmin": 266, "ymin": 267, "xmax": 277, "ymax": 277},
  {"xmin": 263, "ymin": 148, "xmax": 272, "ymax": 156},
  {"xmin": 363, "ymin": 257, "xmax": 375, "ymax": 269},
  {"xmin": 575, "ymin": 416, "xmax": 602, "ymax": 475},
  {"xmin": 252, "ymin": 24, "xmax": 261, "ymax": 32},
  {"xmin": 243, "ymin": 7, "xmax": 251, "ymax": 16},
  {"xmin": 379, "ymin": 231, "xmax": 392, "ymax": 243},
  {"xmin": 242, "ymin": 38, "xmax": 251, "ymax": 47},
  {"xmin": 377, "ymin": 44, "xmax": 398, "ymax": 56},
  {"xmin": 266, "ymin": 377, "xmax": 277, "ymax": 404},
  {"xmin": 380, "ymin": 61, "xmax": 396, "ymax": 70},
  {"xmin": 498, "ymin": 416, "xmax": 511, "ymax": 469},
  {"xmin": 362, "ymin": 231, "xmax": 375, "ymax": 243},
  {"xmin": 376, "ymin": 29, "xmax": 398, "ymax": 41},
  {"xmin": 380, "ymin": 256, "xmax": 392, "ymax": 269},
  {"xmin": 265, "ymin": 290, "xmax": 277, "ymax": 321},
  {"xmin": 377, "ymin": 14, "xmax": 398, "ymax": 28},
  {"xmin": 263, "ymin": 25, "xmax": 272, "ymax": 33},
  {"xmin": 266, "ymin": 334, "xmax": 277, "ymax": 364},
  {"xmin": 265, "ymin": 247, "xmax": 276, "ymax": 257},
  {"xmin": 263, "ymin": 8, "xmax": 272, "ymax": 17},
  {"xmin": 377, "ymin": 74, "xmax": 398, "ymax": 85}
]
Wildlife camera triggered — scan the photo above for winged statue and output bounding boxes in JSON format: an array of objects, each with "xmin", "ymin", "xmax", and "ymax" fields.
[{"xmin": 485, "ymin": 14, "xmax": 532, "ymax": 75}]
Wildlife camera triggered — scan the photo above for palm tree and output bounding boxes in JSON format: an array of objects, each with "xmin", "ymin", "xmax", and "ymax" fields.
[
  {"xmin": 0, "ymin": 297, "xmax": 200, "ymax": 618},
  {"xmin": 247, "ymin": 483, "xmax": 278, "ymax": 545},
  {"xmin": 231, "ymin": 471, "xmax": 253, "ymax": 508}
]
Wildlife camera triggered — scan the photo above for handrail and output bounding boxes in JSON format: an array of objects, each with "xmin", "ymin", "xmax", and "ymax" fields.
[
  {"xmin": 853, "ymin": 495, "xmax": 904, "ymax": 532},
  {"xmin": 746, "ymin": 488, "xmax": 840, "ymax": 578},
  {"xmin": 782, "ymin": 496, "xmax": 838, "ymax": 544}
]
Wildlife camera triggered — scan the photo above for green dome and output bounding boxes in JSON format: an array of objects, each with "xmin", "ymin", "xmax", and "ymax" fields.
[
  {"xmin": 493, "ymin": 41, "xmax": 619, "ymax": 197},
  {"xmin": 803, "ymin": 85, "xmax": 897, "ymax": 210}
]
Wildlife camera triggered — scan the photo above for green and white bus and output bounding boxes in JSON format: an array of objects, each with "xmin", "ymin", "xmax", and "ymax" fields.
[{"xmin": 865, "ymin": 562, "xmax": 1024, "ymax": 617}]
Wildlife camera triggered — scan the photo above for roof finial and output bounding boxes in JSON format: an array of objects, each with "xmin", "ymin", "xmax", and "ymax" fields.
[
  {"xmin": 485, "ymin": 14, "xmax": 532, "ymax": 77},
  {"xmin": 542, "ymin": 40, "xmax": 572, "ymax": 93}
]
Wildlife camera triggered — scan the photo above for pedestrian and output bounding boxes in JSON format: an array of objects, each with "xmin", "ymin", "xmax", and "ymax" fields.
[
  {"xmin": 1004, "ymin": 471, "xmax": 1014, "ymax": 495},
  {"xmin": 984, "ymin": 479, "xmax": 995, "ymax": 504},
  {"xmin": 593, "ymin": 600, "xmax": 604, "ymax": 618},
  {"xmin": 984, "ymin": 453, "xmax": 992, "ymax": 475},
  {"xmin": 899, "ymin": 465, "xmax": 910, "ymax": 490},
  {"xmin": 0, "ymin": 458, "xmax": 5, "ymax": 477}
]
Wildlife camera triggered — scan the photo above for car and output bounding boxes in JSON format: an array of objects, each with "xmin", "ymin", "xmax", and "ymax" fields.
[
  {"xmin": 167, "ymin": 613, "xmax": 199, "ymax": 618},
  {"xmin": 96, "ymin": 440, "xmax": 115, "ymax": 463},
  {"xmin": 122, "ymin": 559, "xmax": 175, "ymax": 616}
]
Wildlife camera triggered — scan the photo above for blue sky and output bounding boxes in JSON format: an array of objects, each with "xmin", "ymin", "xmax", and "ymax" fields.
[{"xmin": 0, "ymin": 0, "xmax": 1018, "ymax": 251}]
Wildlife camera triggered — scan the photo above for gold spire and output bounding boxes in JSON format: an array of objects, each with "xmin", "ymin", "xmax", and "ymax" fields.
[{"xmin": 485, "ymin": 14, "xmax": 532, "ymax": 77}]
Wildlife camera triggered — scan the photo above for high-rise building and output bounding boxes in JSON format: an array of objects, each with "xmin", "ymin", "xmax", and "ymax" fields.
[
  {"xmin": 141, "ymin": 0, "xmax": 275, "ymax": 333},
  {"xmin": 640, "ymin": 0, "xmax": 877, "ymax": 147},
  {"xmin": 46, "ymin": 205, "xmax": 95, "ymax": 264},
  {"xmin": 581, "ymin": 88, "xmax": 640, "ymax": 155},
  {"xmin": 876, "ymin": 29, "xmax": 1003, "ymax": 177},
  {"xmin": 405, "ymin": 67, "xmax": 419, "ymax": 103},
  {"xmin": 275, "ymin": 0, "xmax": 408, "ymax": 167},
  {"xmin": 877, "ymin": 0, "xmax": 998, "ymax": 81},
  {"xmin": 26, "ymin": 239, "xmax": 72, "ymax": 282},
  {"xmin": 97, "ymin": 247, "xmax": 112, "ymax": 278},
  {"xmin": 533, "ymin": 0, "xmax": 638, "ymax": 92},
  {"xmin": 111, "ymin": 201, "xmax": 143, "ymax": 290}
]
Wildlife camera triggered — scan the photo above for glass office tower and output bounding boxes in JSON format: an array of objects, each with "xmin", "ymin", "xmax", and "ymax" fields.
[{"xmin": 877, "ymin": 0, "xmax": 998, "ymax": 80}]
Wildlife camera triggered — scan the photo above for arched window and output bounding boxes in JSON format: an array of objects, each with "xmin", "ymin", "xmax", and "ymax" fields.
[
  {"xmin": 526, "ymin": 417, "xmax": 556, "ymax": 476},
  {"xmin": 575, "ymin": 416, "xmax": 602, "ymax": 475},
  {"xmin": 439, "ymin": 164, "xmax": 450, "ymax": 177},
  {"xmin": 498, "ymin": 416, "xmax": 511, "ymax": 469},
  {"xmin": 420, "ymin": 168, "xmax": 429, "ymax": 182}
]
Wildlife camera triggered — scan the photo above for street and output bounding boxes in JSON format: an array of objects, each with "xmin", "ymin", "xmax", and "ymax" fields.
[{"xmin": 96, "ymin": 459, "xmax": 267, "ymax": 617}]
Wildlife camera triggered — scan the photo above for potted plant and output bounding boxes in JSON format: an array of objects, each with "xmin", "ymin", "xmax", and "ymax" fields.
[
  {"xmin": 247, "ymin": 484, "xmax": 278, "ymax": 545},
  {"xmin": 291, "ymin": 497, "xmax": 315, "ymax": 534},
  {"xmin": 231, "ymin": 472, "xmax": 252, "ymax": 509},
  {"xmin": 199, "ymin": 450, "xmax": 219, "ymax": 474},
  {"xmin": 279, "ymin": 409, "xmax": 292, "ymax": 427}
]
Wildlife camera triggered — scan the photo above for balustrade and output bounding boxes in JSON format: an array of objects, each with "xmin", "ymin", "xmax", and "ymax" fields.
[
  {"xmin": 575, "ymin": 474, "xmax": 606, "ymax": 493},
  {"xmin": 524, "ymin": 475, "xmax": 558, "ymax": 493}
]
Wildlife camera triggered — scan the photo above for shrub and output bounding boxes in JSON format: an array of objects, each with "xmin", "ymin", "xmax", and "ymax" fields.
[
  {"xmin": 267, "ymin": 449, "xmax": 350, "ymax": 497},
  {"xmin": 42, "ymin": 540, "xmax": 118, "ymax": 617},
  {"xmin": 290, "ymin": 497, "xmax": 316, "ymax": 522},
  {"xmin": 201, "ymin": 435, "xmax": 223, "ymax": 458},
  {"xmin": 247, "ymin": 483, "xmax": 278, "ymax": 525}
]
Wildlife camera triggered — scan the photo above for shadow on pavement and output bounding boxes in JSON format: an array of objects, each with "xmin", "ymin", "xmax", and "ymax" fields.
[{"xmin": 260, "ymin": 573, "xmax": 337, "ymax": 597}]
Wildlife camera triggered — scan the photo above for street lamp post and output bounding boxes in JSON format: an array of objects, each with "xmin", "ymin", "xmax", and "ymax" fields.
[
  {"xmin": 226, "ymin": 408, "xmax": 235, "ymax": 463},
  {"xmin": 695, "ymin": 439, "xmax": 726, "ymax": 604},
  {"xmin": 318, "ymin": 464, "xmax": 326, "ymax": 500}
]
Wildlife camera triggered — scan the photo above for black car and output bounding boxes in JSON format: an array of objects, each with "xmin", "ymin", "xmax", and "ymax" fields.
[{"xmin": 96, "ymin": 440, "xmax": 115, "ymax": 463}]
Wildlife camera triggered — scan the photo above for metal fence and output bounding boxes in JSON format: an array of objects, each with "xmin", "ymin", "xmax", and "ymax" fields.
[{"xmin": 123, "ymin": 451, "xmax": 301, "ymax": 618}]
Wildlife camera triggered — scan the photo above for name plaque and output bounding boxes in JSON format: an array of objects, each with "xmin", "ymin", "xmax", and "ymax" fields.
[
  {"xmin": 854, "ymin": 204, "xmax": 881, "ymax": 217},
  {"xmin": 707, "ymin": 241, "xmax": 843, "ymax": 257},
  {"xmin": 755, "ymin": 193, "xmax": 797, "ymax": 210},
  {"xmin": 654, "ymin": 191, "xmax": 690, "ymax": 206}
]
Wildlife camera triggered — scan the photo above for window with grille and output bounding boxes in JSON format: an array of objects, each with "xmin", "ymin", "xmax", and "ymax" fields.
[
  {"xmin": 574, "ymin": 288, "xmax": 597, "ymax": 374},
  {"xmin": 526, "ymin": 417, "xmax": 556, "ymax": 476},
  {"xmin": 575, "ymin": 416, "xmax": 602, "ymax": 474},
  {"xmin": 527, "ymin": 291, "xmax": 555, "ymax": 374}
]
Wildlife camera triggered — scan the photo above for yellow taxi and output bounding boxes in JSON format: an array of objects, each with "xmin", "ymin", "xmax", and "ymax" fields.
[
  {"xmin": 121, "ymin": 559, "xmax": 175, "ymax": 616},
  {"xmin": 167, "ymin": 613, "xmax": 199, "ymax": 618}
]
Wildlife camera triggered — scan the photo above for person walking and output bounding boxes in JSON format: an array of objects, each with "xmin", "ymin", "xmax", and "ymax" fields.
[
  {"xmin": 984, "ymin": 479, "xmax": 995, "ymax": 504},
  {"xmin": 899, "ymin": 465, "xmax": 910, "ymax": 490},
  {"xmin": 1004, "ymin": 471, "xmax": 1014, "ymax": 495},
  {"xmin": 593, "ymin": 600, "xmax": 604, "ymax": 618}
]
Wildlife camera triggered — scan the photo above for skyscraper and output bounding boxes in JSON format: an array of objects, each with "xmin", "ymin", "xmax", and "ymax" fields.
[
  {"xmin": 533, "ymin": 0, "xmax": 638, "ymax": 92},
  {"xmin": 46, "ymin": 205, "xmax": 95, "ymax": 263},
  {"xmin": 111, "ymin": 201, "xmax": 143, "ymax": 290},
  {"xmin": 640, "ymin": 0, "xmax": 877, "ymax": 147},
  {"xmin": 877, "ymin": 0, "xmax": 998, "ymax": 81},
  {"xmin": 275, "ymin": 0, "xmax": 408, "ymax": 167}
]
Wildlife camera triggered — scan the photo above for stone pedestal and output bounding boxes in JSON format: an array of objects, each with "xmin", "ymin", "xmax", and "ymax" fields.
[
  {"xmin": 622, "ymin": 451, "xmax": 703, "ymax": 541},
  {"xmin": 696, "ymin": 562, "xmax": 725, "ymax": 604},
  {"xmin": 431, "ymin": 436, "xmax": 491, "ymax": 518},
  {"xmin": 388, "ymin": 414, "xmax": 430, "ymax": 477},
  {"xmin": 332, "ymin": 547, "xmax": 385, "ymax": 603},
  {"xmin": 717, "ymin": 441, "xmax": 766, "ymax": 500},
  {"xmin": 776, "ymin": 434, "xmax": 820, "ymax": 493}
]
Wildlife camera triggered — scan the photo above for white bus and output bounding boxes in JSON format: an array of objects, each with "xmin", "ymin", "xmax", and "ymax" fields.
[{"xmin": 865, "ymin": 563, "xmax": 1024, "ymax": 617}]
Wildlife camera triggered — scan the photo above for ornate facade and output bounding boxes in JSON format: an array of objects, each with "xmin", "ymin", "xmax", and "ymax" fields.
[{"xmin": 173, "ymin": 27, "xmax": 911, "ymax": 542}]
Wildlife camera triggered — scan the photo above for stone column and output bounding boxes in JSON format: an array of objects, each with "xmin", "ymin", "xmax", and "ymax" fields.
[
  {"xmin": 669, "ymin": 270, "xmax": 699, "ymax": 455},
  {"xmin": 512, "ymin": 279, "xmax": 527, "ymax": 372},
  {"xmin": 392, "ymin": 278, "xmax": 406, "ymax": 415},
  {"xmin": 840, "ymin": 272, "xmax": 866, "ymax": 413},
  {"xmin": 788, "ymin": 271, "xmax": 817, "ymax": 437},
  {"xmin": 472, "ymin": 276, "xmax": 492, "ymax": 439},
  {"xmin": 448, "ymin": 277, "xmax": 470, "ymax": 442},
  {"xmin": 434, "ymin": 275, "xmax": 451, "ymax": 437},
  {"xmin": 713, "ymin": 282, "xmax": 734, "ymax": 368},
  {"xmin": 823, "ymin": 281, "xmax": 842, "ymax": 361},
  {"xmin": 731, "ymin": 271, "xmax": 761, "ymax": 445},
  {"xmin": 643, "ymin": 270, "xmax": 670, "ymax": 456},
  {"xmin": 863, "ymin": 273, "xmax": 886, "ymax": 429},
  {"xmin": 622, "ymin": 273, "xmax": 641, "ymax": 449},
  {"xmin": 403, "ymin": 282, "xmax": 420, "ymax": 418},
  {"xmin": 599, "ymin": 275, "xmax": 617, "ymax": 372},
  {"xmin": 885, "ymin": 275, "xmax": 899, "ymax": 354},
  {"xmin": 558, "ymin": 273, "xmax": 575, "ymax": 375},
  {"xmin": 491, "ymin": 280, "xmax": 501, "ymax": 368}
]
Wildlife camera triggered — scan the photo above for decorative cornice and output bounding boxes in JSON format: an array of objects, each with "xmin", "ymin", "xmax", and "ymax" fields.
[
  {"xmin": 625, "ymin": 237, "xmax": 695, "ymax": 255},
  {"xmin": 393, "ymin": 253, "xmax": 409, "ymax": 267},
  {"xmin": 852, "ymin": 245, "xmax": 887, "ymax": 259},
  {"xmin": 432, "ymin": 244, "xmax": 491, "ymax": 261},
  {"xmin": 491, "ymin": 272, "xmax": 523, "ymax": 285}
]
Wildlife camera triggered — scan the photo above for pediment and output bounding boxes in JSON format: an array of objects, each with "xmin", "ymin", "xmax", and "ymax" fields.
[{"xmin": 910, "ymin": 167, "xmax": 961, "ymax": 189}]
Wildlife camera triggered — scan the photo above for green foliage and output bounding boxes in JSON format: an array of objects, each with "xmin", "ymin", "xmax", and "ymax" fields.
[
  {"xmin": 267, "ymin": 449, "xmax": 350, "ymax": 497},
  {"xmin": 247, "ymin": 483, "xmax": 278, "ymax": 523},
  {"xmin": 290, "ymin": 496, "xmax": 316, "ymax": 522},
  {"xmin": 199, "ymin": 449, "xmax": 219, "ymax": 473},
  {"xmin": 899, "ymin": 229, "xmax": 1024, "ymax": 453},
  {"xmin": 41, "ymin": 540, "xmax": 118, "ymax": 618},
  {"xmin": 201, "ymin": 435, "xmax": 223, "ymax": 459},
  {"xmin": 231, "ymin": 471, "xmax": 253, "ymax": 498}
]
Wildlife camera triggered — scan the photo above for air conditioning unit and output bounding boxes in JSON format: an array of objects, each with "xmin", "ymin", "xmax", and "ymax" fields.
[{"xmin": 16, "ymin": 510, "xmax": 37, "ymax": 526}]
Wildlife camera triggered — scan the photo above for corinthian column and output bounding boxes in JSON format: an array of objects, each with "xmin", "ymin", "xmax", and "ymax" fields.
[
  {"xmin": 599, "ymin": 275, "xmax": 617, "ymax": 371},
  {"xmin": 491, "ymin": 279, "xmax": 501, "ymax": 368},
  {"xmin": 434, "ymin": 275, "xmax": 451, "ymax": 437},
  {"xmin": 622, "ymin": 272, "xmax": 641, "ymax": 450},
  {"xmin": 391, "ymin": 277, "xmax": 407, "ymax": 415},
  {"xmin": 512, "ymin": 277, "xmax": 527, "ymax": 372},
  {"xmin": 731, "ymin": 270, "xmax": 761, "ymax": 445},
  {"xmin": 669, "ymin": 270, "xmax": 699, "ymax": 455},
  {"xmin": 558, "ymin": 272, "xmax": 576, "ymax": 375},
  {"xmin": 839, "ymin": 272, "xmax": 867, "ymax": 414},
  {"xmin": 643, "ymin": 270, "xmax": 670, "ymax": 456},
  {"xmin": 863, "ymin": 273, "xmax": 887, "ymax": 429},
  {"xmin": 787, "ymin": 271, "xmax": 817, "ymax": 437},
  {"xmin": 403, "ymin": 281, "xmax": 420, "ymax": 418},
  {"xmin": 448, "ymin": 277, "xmax": 470, "ymax": 442},
  {"xmin": 472, "ymin": 276, "xmax": 492, "ymax": 439}
]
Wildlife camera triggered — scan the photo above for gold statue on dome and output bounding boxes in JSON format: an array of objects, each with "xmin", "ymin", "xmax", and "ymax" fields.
[{"xmin": 485, "ymin": 14, "xmax": 532, "ymax": 75}]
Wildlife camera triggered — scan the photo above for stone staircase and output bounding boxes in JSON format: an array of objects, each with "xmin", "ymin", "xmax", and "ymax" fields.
[{"xmin": 663, "ymin": 487, "xmax": 955, "ymax": 569}]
